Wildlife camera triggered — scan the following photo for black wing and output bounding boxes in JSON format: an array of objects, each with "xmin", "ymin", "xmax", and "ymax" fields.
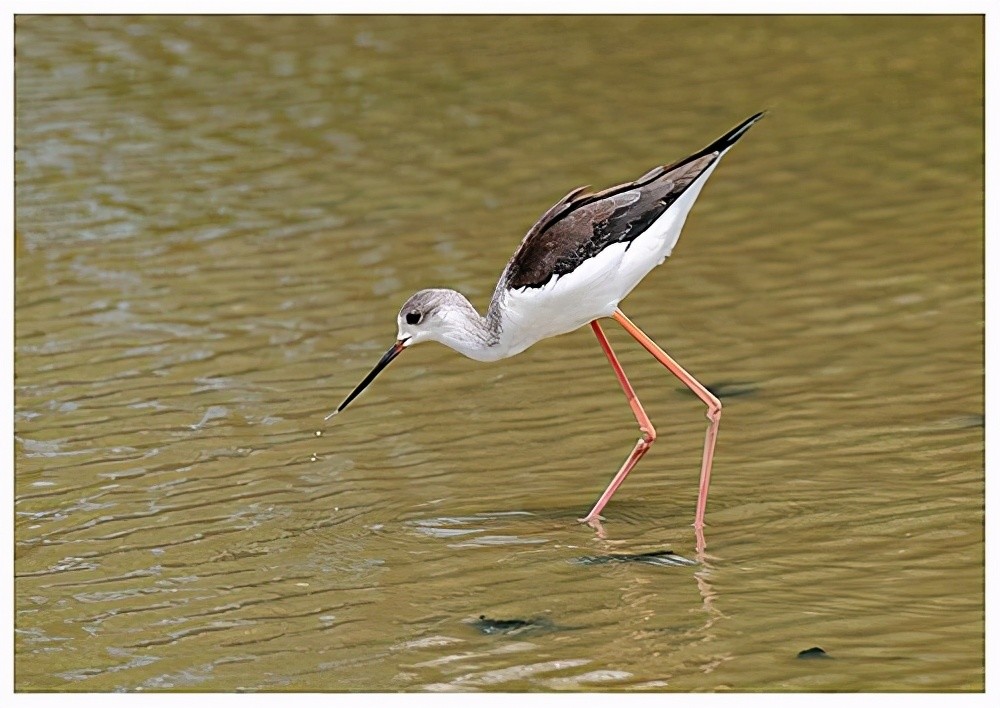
[{"xmin": 502, "ymin": 112, "xmax": 763, "ymax": 290}]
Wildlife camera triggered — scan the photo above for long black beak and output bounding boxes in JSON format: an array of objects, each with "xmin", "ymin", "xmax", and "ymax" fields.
[{"xmin": 325, "ymin": 339, "xmax": 407, "ymax": 420}]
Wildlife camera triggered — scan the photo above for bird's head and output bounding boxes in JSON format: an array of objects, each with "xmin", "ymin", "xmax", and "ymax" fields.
[{"xmin": 327, "ymin": 288, "xmax": 480, "ymax": 418}]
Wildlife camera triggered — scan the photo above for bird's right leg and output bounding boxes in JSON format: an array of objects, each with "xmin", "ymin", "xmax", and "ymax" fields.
[
  {"xmin": 612, "ymin": 308, "xmax": 721, "ymax": 533},
  {"xmin": 579, "ymin": 320, "xmax": 657, "ymax": 523}
]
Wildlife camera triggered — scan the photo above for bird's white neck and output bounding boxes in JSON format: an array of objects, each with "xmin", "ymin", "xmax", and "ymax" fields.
[{"xmin": 404, "ymin": 289, "xmax": 510, "ymax": 362}]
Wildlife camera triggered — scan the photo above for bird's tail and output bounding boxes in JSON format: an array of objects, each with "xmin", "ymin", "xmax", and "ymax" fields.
[{"xmin": 669, "ymin": 111, "xmax": 766, "ymax": 171}]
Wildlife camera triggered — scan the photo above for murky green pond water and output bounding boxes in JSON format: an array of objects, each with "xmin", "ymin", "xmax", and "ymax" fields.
[{"xmin": 15, "ymin": 15, "xmax": 983, "ymax": 691}]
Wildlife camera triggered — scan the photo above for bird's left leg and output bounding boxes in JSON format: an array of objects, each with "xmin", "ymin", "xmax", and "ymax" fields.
[{"xmin": 579, "ymin": 320, "xmax": 657, "ymax": 523}]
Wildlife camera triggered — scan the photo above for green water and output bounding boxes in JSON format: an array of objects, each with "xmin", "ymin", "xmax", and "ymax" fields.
[{"xmin": 15, "ymin": 15, "xmax": 983, "ymax": 691}]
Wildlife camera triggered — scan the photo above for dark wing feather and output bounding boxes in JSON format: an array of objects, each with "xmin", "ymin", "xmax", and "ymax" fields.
[
  {"xmin": 502, "ymin": 112, "xmax": 765, "ymax": 290},
  {"xmin": 503, "ymin": 153, "xmax": 715, "ymax": 289}
]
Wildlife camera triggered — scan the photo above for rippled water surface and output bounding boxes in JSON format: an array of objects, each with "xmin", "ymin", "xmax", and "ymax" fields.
[{"xmin": 14, "ymin": 15, "xmax": 983, "ymax": 691}]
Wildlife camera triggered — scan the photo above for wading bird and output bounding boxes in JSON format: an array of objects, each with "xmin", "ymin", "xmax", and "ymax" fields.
[{"xmin": 330, "ymin": 112, "xmax": 763, "ymax": 532}]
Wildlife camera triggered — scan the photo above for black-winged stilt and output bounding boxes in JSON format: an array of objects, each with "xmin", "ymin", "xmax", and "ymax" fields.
[{"xmin": 330, "ymin": 112, "xmax": 764, "ymax": 536}]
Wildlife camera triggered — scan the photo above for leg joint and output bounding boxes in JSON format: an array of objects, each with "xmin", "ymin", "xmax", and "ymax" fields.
[{"xmin": 706, "ymin": 397, "xmax": 722, "ymax": 423}]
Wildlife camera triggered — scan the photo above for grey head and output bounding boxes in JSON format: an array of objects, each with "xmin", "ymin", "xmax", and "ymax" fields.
[
  {"xmin": 394, "ymin": 288, "xmax": 490, "ymax": 349},
  {"xmin": 327, "ymin": 288, "xmax": 491, "ymax": 419}
]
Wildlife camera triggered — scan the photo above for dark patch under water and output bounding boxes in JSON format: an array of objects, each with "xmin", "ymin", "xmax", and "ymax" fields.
[
  {"xmin": 797, "ymin": 646, "xmax": 831, "ymax": 660},
  {"xmin": 573, "ymin": 550, "xmax": 697, "ymax": 567},
  {"xmin": 677, "ymin": 381, "xmax": 759, "ymax": 399},
  {"xmin": 471, "ymin": 615, "xmax": 557, "ymax": 636}
]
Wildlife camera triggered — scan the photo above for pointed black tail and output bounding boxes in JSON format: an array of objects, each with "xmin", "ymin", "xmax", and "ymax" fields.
[{"xmin": 670, "ymin": 111, "xmax": 766, "ymax": 170}]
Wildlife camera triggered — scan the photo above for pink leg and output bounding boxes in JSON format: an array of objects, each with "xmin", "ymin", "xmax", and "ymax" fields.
[
  {"xmin": 580, "ymin": 320, "xmax": 657, "ymax": 523},
  {"xmin": 612, "ymin": 309, "xmax": 722, "ymax": 531}
]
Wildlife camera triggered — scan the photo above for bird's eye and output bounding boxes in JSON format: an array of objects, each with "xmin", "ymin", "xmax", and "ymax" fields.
[{"xmin": 405, "ymin": 311, "xmax": 421, "ymax": 325}]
